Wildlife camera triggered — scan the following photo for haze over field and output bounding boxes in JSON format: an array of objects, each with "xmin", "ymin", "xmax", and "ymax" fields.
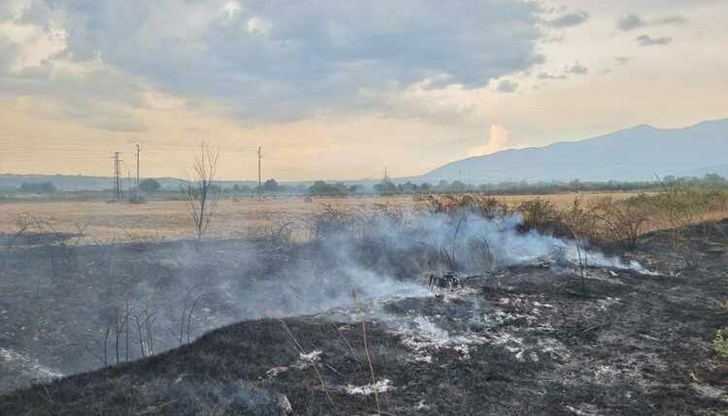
[{"xmin": 1, "ymin": 0, "xmax": 727, "ymax": 181}]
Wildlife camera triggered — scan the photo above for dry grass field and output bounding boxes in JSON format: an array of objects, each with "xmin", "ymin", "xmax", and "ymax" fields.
[{"xmin": 0, "ymin": 193, "xmax": 650, "ymax": 243}]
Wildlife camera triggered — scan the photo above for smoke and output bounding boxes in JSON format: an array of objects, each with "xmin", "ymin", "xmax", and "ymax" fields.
[
  {"xmin": 128, "ymin": 208, "xmax": 653, "ymax": 341},
  {"xmin": 468, "ymin": 124, "xmax": 514, "ymax": 157},
  {"xmin": 355, "ymin": 210, "xmax": 651, "ymax": 275},
  {"xmin": 1, "ymin": 207, "xmax": 654, "ymax": 391}
]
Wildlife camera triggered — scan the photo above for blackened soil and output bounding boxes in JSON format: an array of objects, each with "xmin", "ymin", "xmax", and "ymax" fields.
[{"xmin": 2, "ymin": 221, "xmax": 728, "ymax": 415}]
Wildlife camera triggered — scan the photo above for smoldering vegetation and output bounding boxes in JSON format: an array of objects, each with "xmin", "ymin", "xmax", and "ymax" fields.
[
  {"xmin": 2, "ymin": 219, "xmax": 727, "ymax": 415},
  {"xmin": 0, "ymin": 197, "xmax": 653, "ymax": 393}
]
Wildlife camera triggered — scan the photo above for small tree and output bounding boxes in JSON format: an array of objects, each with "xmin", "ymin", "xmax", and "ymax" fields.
[
  {"xmin": 308, "ymin": 180, "xmax": 349, "ymax": 196},
  {"xmin": 374, "ymin": 180, "xmax": 397, "ymax": 195},
  {"xmin": 19, "ymin": 181, "xmax": 56, "ymax": 193},
  {"xmin": 138, "ymin": 178, "xmax": 161, "ymax": 194},
  {"xmin": 263, "ymin": 178, "xmax": 279, "ymax": 193},
  {"xmin": 185, "ymin": 144, "xmax": 219, "ymax": 240}
]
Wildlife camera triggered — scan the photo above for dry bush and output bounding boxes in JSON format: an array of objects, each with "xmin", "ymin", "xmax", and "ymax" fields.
[
  {"xmin": 560, "ymin": 197, "xmax": 595, "ymax": 289},
  {"xmin": 251, "ymin": 221, "xmax": 297, "ymax": 247},
  {"xmin": 560, "ymin": 197, "xmax": 598, "ymax": 239},
  {"xmin": 648, "ymin": 183, "xmax": 728, "ymax": 268},
  {"xmin": 357, "ymin": 202, "xmax": 409, "ymax": 240},
  {"xmin": 309, "ymin": 203, "xmax": 358, "ymax": 240},
  {"xmin": 590, "ymin": 196, "xmax": 650, "ymax": 249},
  {"xmin": 419, "ymin": 194, "xmax": 508, "ymax": 218},
  {"xmin": 516, "ymin": 198, "xmax": 564, "ymax": 235},
  {"xmin": 308, "ymin": 202, "xmax": 409, "ymax": 242}
]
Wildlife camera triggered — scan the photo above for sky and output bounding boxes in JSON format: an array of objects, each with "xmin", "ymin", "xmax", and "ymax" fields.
[{"xmin": 0, "ymin": 0, "xmax": 727, "ymax": 181}]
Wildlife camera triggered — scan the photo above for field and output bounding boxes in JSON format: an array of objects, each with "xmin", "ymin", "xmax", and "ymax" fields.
[
  {"xmin": 1, "ymin": 191, "xmax": 728, "ymax": 414},
  {"xmin": 0, "ymin": 192, "xmax": 653, "ymax": 243}
]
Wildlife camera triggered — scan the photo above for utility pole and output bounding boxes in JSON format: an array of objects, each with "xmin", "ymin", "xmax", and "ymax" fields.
[
  {"xmin": 111, "ymin": 151, "xmax": 123, "ymax": 201},
  {"xmin": 135, "ymin": 144, "xmax": 141, "ymax": 186},
  {"xmin": 257, "ymin": 146, "xmax": 262, "ymax": 197}
]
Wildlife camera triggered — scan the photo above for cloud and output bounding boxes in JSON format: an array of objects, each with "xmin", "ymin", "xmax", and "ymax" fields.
[
  {"xmin": 617, "ymin": 13, "xmax": 687, "ymax": 31},
  {"xmin": 617, "ymin": 14, "xmax": 644, "ymax": 31},
  {"xmin": 538, "ymin": 72, "xmax": 567, "ymax": 80},
  {"xmin": 0, "ymin": 0, "xmax": 546, "ymax": 123},
  {"xmin": 656, "ymin": 16, "xmax": 688, "ymax": 25},
  {"xmin": 567, "ymin": 62, "xmax": 588, "ymax": 75},
  {"xmin": 542, "ymin": 10, "xmax": 589, "ymax": 28},
  {"xmin": 636, "ymin": 34, "xmax": 673, "ymax": 46},
  {"xmin": 495, "ymin": 79, "xmax": 518, "ymax": 93},
  {"xmin": 537, "ymin": 61, "xmax": 587, "ymax": 81}
]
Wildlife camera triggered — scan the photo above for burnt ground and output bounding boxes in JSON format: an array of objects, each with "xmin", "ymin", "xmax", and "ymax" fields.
[
  {"xmin": 2, "ymin": 222, "xmax": 728, "ymax": 415},
  {"xmin": 0, "ymin": 232, "xmax": 431, "ymax": 393}
]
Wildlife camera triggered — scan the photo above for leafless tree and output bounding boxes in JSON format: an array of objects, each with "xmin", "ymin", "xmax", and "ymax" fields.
[{"xmin": 185, "ymin": 143, "xmax": 219, "ymax": 240}]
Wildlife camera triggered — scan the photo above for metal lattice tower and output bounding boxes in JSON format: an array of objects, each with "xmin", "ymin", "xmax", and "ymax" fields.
[{"xmin": 112, "ymin": 151, "xmax": 123, "ymax": 201}]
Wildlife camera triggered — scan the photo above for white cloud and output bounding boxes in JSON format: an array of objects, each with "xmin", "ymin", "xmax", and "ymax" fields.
[
  {"xmin": 222, "ymin": 1, "xmax": 242, "ymax": 21},
  {"xmin": 636, "ymin": 34, "xmax": 673, "ymax": 46},
  {"xmin": 617, "ymin": 13, "xmax": 687, "ymax": 31},
  {"xmin": 246, "ymin": 17, "xmax": 271, "ymax": 36}
]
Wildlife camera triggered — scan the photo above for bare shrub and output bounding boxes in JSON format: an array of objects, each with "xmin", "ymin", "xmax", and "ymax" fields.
[
  {"xmin": 591, "ymin": 196, "xmax": 650, "ymax": 249},
  {"xmin": 653, "ymin": 179, "xmax": 715, "ymax": 269},
  {"xmin": 134, "ymin": 308, "xmax": 157, "ymax": 358},
  {"xmin": 517, "ymin": 198, "xmax": 563, "ymax": 235},
  {"xmin": 255, "ymin": 221, "xmax": 297, "ymax": 248},
  {"xmin": 185, "ymin": 143, "xmax": 219, "ymax": 240},
  {"xmin": 173, "ymin": 294, "xmax": 203, "ymax": 345},
  {"xmin": 355, "ymin": 202, "xmax": 408, "ymax": 241},
  {"xmin": 561, "ymin": 197, "xmax": 594, "ymax": 290},
  {"xmin": 309, "ymin": 203, "xmax": 357, "ymax": 240},
  {"xmin": 419, "ymin": 194, "xmax": 508, "ymax": 218}
]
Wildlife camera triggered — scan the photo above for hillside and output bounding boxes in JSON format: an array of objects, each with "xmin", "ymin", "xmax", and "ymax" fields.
[{"xmin": 423, "ymin": 119, "xmax": 728, "ymax": 183}]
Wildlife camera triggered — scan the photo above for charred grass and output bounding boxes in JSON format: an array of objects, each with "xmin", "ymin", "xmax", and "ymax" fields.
[{"xmin": 2, "ymin": 219, "xmax": 728, "ymax": 415}]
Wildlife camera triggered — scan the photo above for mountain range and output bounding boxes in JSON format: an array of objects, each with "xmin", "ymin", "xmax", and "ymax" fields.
[{"xmin": 422, "ymin": 118, "xmax": 728, "ymax": 183}]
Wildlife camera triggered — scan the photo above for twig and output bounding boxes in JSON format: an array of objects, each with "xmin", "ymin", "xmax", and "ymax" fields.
[{"xmin": 278, "ymin": 319, "xmax": 336, "ymax": 409}]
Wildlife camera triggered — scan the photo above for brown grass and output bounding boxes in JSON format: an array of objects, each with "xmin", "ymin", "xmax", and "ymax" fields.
[{"xmin": 2, "ymin": 192, "xmax": 727, "ymax": 244}]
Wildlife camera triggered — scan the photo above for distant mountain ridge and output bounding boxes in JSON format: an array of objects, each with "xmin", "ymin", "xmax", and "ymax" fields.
[
  {"xmin": 422, "ymin": 118, "xmax": 728, "ymax": 183},
  {"xmin": 3, "ymin": 118, "xmax": 728, "ymax": 189}
]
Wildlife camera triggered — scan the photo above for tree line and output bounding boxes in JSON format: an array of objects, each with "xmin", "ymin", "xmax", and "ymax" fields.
[{"xmin": 11, "ymin": 173, "xmax": 728, "ymax": 199}]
